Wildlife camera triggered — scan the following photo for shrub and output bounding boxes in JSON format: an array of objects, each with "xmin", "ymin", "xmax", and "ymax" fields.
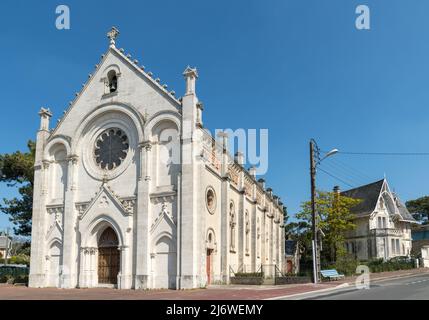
[
  {"xmin": 322, "ymin": 254, "xmax": 359, "ymax": 276},
  {"xmin": 298, "ymin": 270, "xmax": 312, "ymax": 277},
  {"xmin": 0, "ymin": 255, "xmax": 30, "ymax": 266},
  {"xmin": 365, "ymin": 257, "xmax": 414, "ymax": 273},
  {"xmin": 335, "ymin": 255, "xmax": 360, "ymax": 276},
  {"xmin": 13, "ymin": 275, "xmax": 28, "ymax": 284},
  {"xmin": 0, "ymin": 265, "xmax": 30, "ymax": 282},
  {"xmin": 9, "ymin": 255, "xmax": 30, "ymax": 266},
  {"xmin": 0, "ymin": 275, "xmax": 15, "ymax": 284},
  {"xmin": 234, "ymin": 272, "xmax": 263, "ymax": 278}
]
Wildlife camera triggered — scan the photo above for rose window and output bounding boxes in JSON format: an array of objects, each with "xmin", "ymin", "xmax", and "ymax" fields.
[{"xmin": 94, "ymin": 128, "xmax": 129, "ymax": 170}]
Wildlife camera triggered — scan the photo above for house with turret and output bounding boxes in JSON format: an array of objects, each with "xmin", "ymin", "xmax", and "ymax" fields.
[{"xmin": 340, "ymin": 179, "xmax": 416, "ymax": 261}]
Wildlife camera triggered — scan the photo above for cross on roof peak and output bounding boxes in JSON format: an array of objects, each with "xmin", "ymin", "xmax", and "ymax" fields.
[{"xmin": 107, "ymin": 26, "xmax": 120, "ymax": 47}]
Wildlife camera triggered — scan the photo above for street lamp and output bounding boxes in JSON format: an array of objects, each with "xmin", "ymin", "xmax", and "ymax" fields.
[{"xmin": 310, "ymin": 139, "xmax": 338, "ymax": 284}]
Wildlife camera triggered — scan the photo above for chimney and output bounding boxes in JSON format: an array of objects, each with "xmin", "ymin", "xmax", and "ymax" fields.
[
  {"xmin": 257, "ymin": 178, "xmax": 266, "ymax": 189},
  {"xmin": 266, "ymin": 187, "xmax": 273, "ymax": 197}
]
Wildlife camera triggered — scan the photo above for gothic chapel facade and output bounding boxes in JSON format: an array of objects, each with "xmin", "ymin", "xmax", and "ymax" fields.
[{"xmin": 29, "ymin": 28, "xmax": 285, "ymax": 290}]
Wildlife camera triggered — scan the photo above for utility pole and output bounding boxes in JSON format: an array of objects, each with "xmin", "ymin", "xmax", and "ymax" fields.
[
  {"xmin": 309, "ymin": 140, "xmax": 338, "ymax": 285},
  {"xmin": 310, "ymin": 140, "xmax": 318, "ymax": 284}
]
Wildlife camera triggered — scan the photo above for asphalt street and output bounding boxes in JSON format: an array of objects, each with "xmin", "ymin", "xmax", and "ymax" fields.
[{"xmin": 301, "ymin": 274, "xmax": 429, "ymax": 300}]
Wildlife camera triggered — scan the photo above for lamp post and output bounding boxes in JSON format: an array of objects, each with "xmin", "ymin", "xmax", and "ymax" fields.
[{"xmin": 310, "ymin": 139, "xmax": 338, "ymax": 284}]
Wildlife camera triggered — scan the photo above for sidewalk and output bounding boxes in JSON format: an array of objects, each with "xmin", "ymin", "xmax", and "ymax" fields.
[
  {"xmin": 0, "ymin": 268, "xmax": 427, "ymax": 300},
  {"xmin": 264, "ymin": 268, "xmax": 429, "ymax": 300}
]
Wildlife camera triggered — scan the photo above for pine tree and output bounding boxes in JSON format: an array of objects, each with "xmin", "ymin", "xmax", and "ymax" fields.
[{"xmin": 0, "ymin": 141, "xmax": 35, "ymax": 236}]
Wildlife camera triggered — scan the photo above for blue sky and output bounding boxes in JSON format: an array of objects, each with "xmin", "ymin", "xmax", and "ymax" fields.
[{"xmin": 1, "ymin": 0, "xmax": 429, "ymax": 232}]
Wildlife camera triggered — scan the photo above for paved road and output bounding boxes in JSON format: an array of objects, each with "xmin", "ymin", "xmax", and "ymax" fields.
[{"xmin": 302, "ymin": 274, "xmax": 429, "ymax": 300}]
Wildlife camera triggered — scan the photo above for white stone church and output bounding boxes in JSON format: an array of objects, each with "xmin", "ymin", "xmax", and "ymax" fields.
[{"xmin": 29, "ymin": 28, "xmax": 286, "ymax": 290}]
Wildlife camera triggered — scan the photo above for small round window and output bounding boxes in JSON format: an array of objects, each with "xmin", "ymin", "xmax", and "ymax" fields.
[
  {"xmin": 206, "ymin": 187, "xmax": 216, "ymax": 214},
  {"xmin": 94, "ymin": 128, "xmax": 129, "ymax": 170}
]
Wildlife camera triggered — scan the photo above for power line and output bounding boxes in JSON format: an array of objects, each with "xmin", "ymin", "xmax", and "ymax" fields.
[
  {"xmin": 322, "ymin": 161, "xmax": 366, "ymax": 186},
  {"xmin": 332, "ymin": 151, "xmax": 429, "ymax": 156},
  {"xmin": 329, "ymin": 158, "xmax": 373, "ymax": 182},
  {"xmin": 317, "ymin": 166, "xmax": 355, "ymax": 188},
  {"xmin": 321, "ymin": 161, "xmax": 363, "ymax": 187}
]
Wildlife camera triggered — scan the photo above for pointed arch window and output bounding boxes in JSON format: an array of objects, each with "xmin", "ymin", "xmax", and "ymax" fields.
[
  {"xmin": 245, "ymin": 210, "xmax": 250, "ymax": 255},
  {"xmin": 229, "ymin": 201, "xmax": 236, "ymax": 252},
  {"xmin": 256, "ymin": 218, "xmax": 261, "ymax": 258}
]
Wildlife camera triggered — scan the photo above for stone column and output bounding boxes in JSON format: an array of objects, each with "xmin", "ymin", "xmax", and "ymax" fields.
[
  {"xmin": 217, "ymin": 132, "xmax": 231, "ymax": 284},
  {"xmin": 29, "ymin": 108, "xmax": 52, "ymax": 288},
  {"xmin": 270, "ymin": 215, "xmax": 274, "ymax": 266},
  {"xmin": 78, "ymin": 248, "xmax": 85, "ymax": 288},
  {"xmin": 61, "ymin": 155, "xmax": 79, "ymax": 289},
  {"xmin": 178, "ymin": 66, "xmax": 203, "ymax": 289},
  {"xmin": 280, "ymin": 223, "xmax": 285, "ymax": 273},
  {"xmin": 261, "ymin": 204, "xmax": 267, "ymax": 276},
  {"xmin": 135, "ymin": 141, "xmax": 152, "ymax": 289},
  {"xmin": 118, "ymin": 245, "xmax": 132, "ymax": 289},
  {"xmin": 220, "ymin": 175, "xmax": 231, "ymax": 283},
  {"xmin": 238, "ymin": 189, "xmax": 245, "ymax": 271},
  {"xmin": 175, "ymin": 172, "xmax": 182, "ymax": 288},
  {"xmin": 251, "ymin": 200, "xmax": 257, "ymax": 272},
  {"xmin": 79, "ymin": 247, "xmax": 92, "ymax": 288},
  {"xmin": 89, "ymin": 247, "xmax": 98, "ymax": 287}
]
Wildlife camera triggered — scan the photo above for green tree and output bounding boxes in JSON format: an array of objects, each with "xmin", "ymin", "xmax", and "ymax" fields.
[
  {"xmin": 283, "ymin": 205, "xmax": 313, "ymax": 269},
  {"xmin": 0, "ymin": 141, "xmax": 35, "ymax": 236},
  {"xmin": 296, "ymin": 191, "xmax": 361, "ymax": 262},
  {"xmin": 406, "ymin": 196, "xmax": 429, "ymax": 224}
]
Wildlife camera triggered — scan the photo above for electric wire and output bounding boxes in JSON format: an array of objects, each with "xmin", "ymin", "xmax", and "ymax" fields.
[
  {"xmin": 321, "ymin": 161, "xmax": 367, "ymax": 187},
  {"xmin": 327, "ymin": 151, "xmax": 429, "ymax": 156},
  {"xmin": 329, "ymin": 157, "xmax": 373, "ymax": 182},
  {"xmin": 317, "ymin": 166, "xmax": 355, "ymax": 188},
  {"xmin": 323, "ymin": 162, "xmax": 362, "ymax": 185}
]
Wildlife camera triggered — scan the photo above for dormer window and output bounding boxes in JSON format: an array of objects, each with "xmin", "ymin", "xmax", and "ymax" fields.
[{"xmin": 107, "ymin": 70, "xmax": 118, "ymax": 93}]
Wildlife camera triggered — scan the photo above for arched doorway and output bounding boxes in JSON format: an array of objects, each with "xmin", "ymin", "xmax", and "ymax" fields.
[
  {"xmin": 206, "ymin": 249, "xmax": 213, "ymax": 285},
  {"xmin": 47, "ymin": 241, "xmax": 62, "ymax": 287},
  {"xmin": 98, "ymin": 227, "xmax": 120, "ymax": 285},
  {"xmin": 154, "ymin": 236, "xmax": 177, "ymax": 289},
  {"xmin": 286, "ymin": 260, "xmax": 293, "ymax": 274},
  {"xmin": 206, "ymin": 229, "xmax": 216, "ymax": 285}
]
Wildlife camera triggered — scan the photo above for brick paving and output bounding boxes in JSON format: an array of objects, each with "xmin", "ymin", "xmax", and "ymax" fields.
[{"xmin": 0, "ymin": 268, "xmax": 427, "ymax": 300}]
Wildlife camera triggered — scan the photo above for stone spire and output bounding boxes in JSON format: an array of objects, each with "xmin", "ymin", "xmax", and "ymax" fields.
[
  {"xmin": 38, "ymin": 107, "xmax": 52, "ymax": 131},
  {"xmin": 107, "ymin": 26, "xmax": 120, "ymax": 47},
  {"xmin": 183, "ymin": 66, "xmax": 198, "ymax": 95}
]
